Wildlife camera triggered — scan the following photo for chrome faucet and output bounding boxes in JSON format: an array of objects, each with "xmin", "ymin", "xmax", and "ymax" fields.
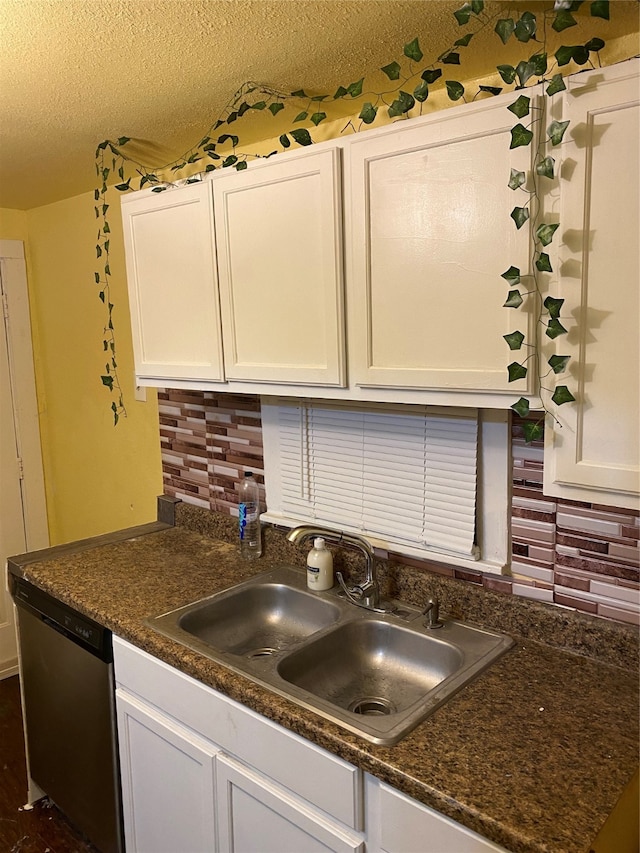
[{"xmin": 286, "ymin": 525, "xmax": 386, "ymax": 612}]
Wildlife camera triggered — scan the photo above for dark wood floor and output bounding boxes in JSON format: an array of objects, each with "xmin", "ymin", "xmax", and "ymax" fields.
[{"xmin": 0, "ymin": 674, "xmax": 99, "ymax": 853}]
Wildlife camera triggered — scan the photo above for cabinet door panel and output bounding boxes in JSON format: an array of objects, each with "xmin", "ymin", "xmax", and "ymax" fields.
[
  {"xmin": 544, "ymin": 63, "xmax": 640, "ymax": 508},
  {"xmin": 216, "ymin": 753, "xmax": 363, "ymax": 853},
  {"xmin": 214, "ymin": 149, "xmax": 345, "ymax": 386},
  {"xmin": 348, "ymin": 95, "xmax": 534, "ymax": 394},
  {"xmin": 121, "ymin": 182, "xmax": 225, "ymax": 383},
  {"xmin": 116, "ymin": 689, "xmax": 217, "ymax": 853}
]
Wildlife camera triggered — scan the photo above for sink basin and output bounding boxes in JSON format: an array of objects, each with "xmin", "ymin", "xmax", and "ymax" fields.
[
  {"xmin": 151, "ymin": 571, "xmax": 341, "ymax": 657},
  {"xmin": 147, "ymin": 566, "xmax": 513, "ymax": 745},
  {"xmin": 277, "ymin": 619, "xmax": 463, "ymax": 716}
]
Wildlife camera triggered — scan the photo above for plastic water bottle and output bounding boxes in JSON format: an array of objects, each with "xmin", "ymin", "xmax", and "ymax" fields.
[{"xmin": 238, "ymin": 471, "xmax": 262, "ymax": 560}]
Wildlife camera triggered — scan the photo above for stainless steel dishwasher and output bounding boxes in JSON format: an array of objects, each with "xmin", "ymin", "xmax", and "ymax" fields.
[{"xmin": 12, "ymin": 577, "xmax": 124, "ymax": 853}]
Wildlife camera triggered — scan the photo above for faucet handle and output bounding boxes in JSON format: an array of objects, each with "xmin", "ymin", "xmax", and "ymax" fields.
[
  {"xmin": 336, "ymin": 571, "xmax": 365, "ymax": 605},
  {"xmin": 422, "ymin": 596, "xmax": 444, "ymax": 629}
]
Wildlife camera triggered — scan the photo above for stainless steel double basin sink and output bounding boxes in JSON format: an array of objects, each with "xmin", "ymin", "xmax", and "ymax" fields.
[{"xmin": 147, "ymin": 566, "xmax": 513, "ymax": 745}]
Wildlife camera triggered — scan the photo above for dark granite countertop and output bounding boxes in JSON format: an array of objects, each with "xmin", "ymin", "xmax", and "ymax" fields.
[{"xmin": 8, "ymin": 509, "xmax": 639, "ymax": 853}]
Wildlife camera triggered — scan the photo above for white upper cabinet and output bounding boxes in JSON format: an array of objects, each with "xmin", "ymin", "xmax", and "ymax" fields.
[
  {"xmin": 346, "ymin": 92, "xmax": 534, "ymax": 396},
  {"xmin": 544, "ymin": 60, "xmax": 640, "ymax": 509},
  {"xmin": 213, "ymin": 148, "xmax": 346, "ymax": 386},
  {"xmin": 121, "ymin": 181, "xmax": 225, "ymax": 383}
]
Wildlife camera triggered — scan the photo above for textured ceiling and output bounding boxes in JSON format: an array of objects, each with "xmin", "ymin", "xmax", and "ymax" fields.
[{"xmin": 1, "ymin": 0, "xmax": 638, "ymax": 210}]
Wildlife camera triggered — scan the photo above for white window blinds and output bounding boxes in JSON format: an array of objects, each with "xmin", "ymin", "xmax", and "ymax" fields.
[{"xmin": 264, "ymin": 399, "xmax": 480, "ymax": 560}]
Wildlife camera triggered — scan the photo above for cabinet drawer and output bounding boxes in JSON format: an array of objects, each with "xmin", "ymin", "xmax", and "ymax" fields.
[{"xmin": 114, "ymin": 637, "xmax": 362, "ymax": 829}]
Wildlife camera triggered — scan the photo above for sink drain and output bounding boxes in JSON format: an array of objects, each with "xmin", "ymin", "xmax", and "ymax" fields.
[
  {"xmin": 348, "ymin": 697, "xmax": 395, "ymax": 717},
  {"xmin": 247, "ymin": 647, "xmax": 278, "ymax": 659}
]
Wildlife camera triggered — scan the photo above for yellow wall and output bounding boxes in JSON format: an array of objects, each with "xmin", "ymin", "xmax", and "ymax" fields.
[{"xmin": 2, "ymin": 194, "xmax": 163, "ymax": 545}]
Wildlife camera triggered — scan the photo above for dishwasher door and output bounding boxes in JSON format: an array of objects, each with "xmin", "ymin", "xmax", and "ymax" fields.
[{"xmin": 14, "ymin": 580, "xmax": 123, "ymax": 853}]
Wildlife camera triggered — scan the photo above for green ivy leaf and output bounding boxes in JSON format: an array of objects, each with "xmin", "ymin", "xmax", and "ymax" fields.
[
  {"xmin": 388, "ymin": 91, "xmax": 415, "ymax": 117},
  {"xmin": 515, "ymin": 60, "xmax": 535, "ymax": 86},
  {"xmin": 552, "ymin": 385, "xmax": 576, "ymax": 405},
  {"xmin": 504, "ymin": 330, "xmax": 526, "ymax": 350},
  {"xmin": 553, "ymin": 9, "xmax": 577, "ymax": 31},
  {"xmin": 536, "ymin": 156, "xmax": 555, "ymax": 179},
  {"xmin": 544, "ymin": 295, "xmax": 564, "ymax": 318},
  {"xmin": 222, "ymin": 155, "xmax": 238, "ymax": 167},
  {"xmin": 454, "ymin": 3, "xmax": 473, "ymax": 25},
  {"xmin": 549, "ymin": 354, "xmax": 571, "ymax": 374},
  {"xmin": 546, "ymin": 74, "xmax": 567, "ymax": 96},
  {"xmin": 294, "ymin": 111, "xmax": 308, "ymax": 122},
  {"xmin": 96, "ymin": 245, "xmax": 102, "ymax": 258},
  {"xmin": 311, "ymin": 95, "xmax": 328, "ymax": 102},
  {"xmin": 291, "ymin": 89, "xmax": 307, "ymax": 98},
  {"xmin": 497, "ymin": 64, "xmax": 517, "ymax": 84},
  {"xmin": 311, "ymin": 112, "xmax": 327, "ymax": 126},
  {"xmin": 334, "ymin": 85, "xmax": 348, "ymax": 99},
  {"xmin": 251, "ymin": 101, "xmax": 267, "ymax": 110},
  {"xmin": 508, "ymin": 169, "xmax": 526, "ymax": 190},
  {"xmin": 509, "ymin": 124, "xmax": 533, "ymax": 148},
  {"xmin": 508, "ymin": 362, "xmax": 528, "ymax": 381},
  {"xmin": 421, "ymin": 69, "xmax": 442, "ymax": 84},
  {"xmin": 226, "ymin": 111, "xmax": 238, "ymax": 124},
  {"xmin": 495, "ymin": 18, "xmax": 515, "ymax": 44},
  {"xmin": 546, "ymin": 318, "xmax": 569, "ymax": 339},
  {"xmin": 504, "ymin": 290, "xmax": 524, "ymax": 308},
  {"xmin": 99, "ymin": 290, "xmax": 105, "ymax": 302},
  {"xmin": 515, "ymin": 11, "xmax": 537, "ymax": 42},
  {"xmin": 479, "ymin": 85, "xmax": 503, "ymax": 96},
  {"xmin": 522, "ymin": 420, "xmax": 544, "ymax": 443},
  {"xmin": 94, "ymin": 272, "xmax": 100, "ymax": 284},
  {"xmin": 502, "ymin": 266, "xmax": 521, "ymax": 285},
  {"xmin": 511, "ymin": 397, "xmax": 531, "ymax": 418},
  {"xmin": 548, "ymin": 120, "xmax": 570, "ymax": 146},
  {"xmin": 359, "ymin": 102, "xmax": 378, "ymax": 124},
  {"xmin": 454, "ymin": 33, "xmax": 474, "ymax": 47},
  {"xmin": 235, "ymin": 162, "xmax": 248, "ymax": 171},
  {"xmin": 280, "ymin": 133, "xmax": 291, "ymax": 148},
  {"xmin": 347, "ymin": 78, "xmax": 364, "ymax": 97},
  {"xmin": 381, "ymin": 61, "xmax": 401, "ymax": 80},
  {"xmin": 101, "ymin": 375, "xmax": 114, "ymax": 390},
  {"xmin": 445, "ymin": 80, "xmax": 465, "ymax": 101},
  {"xmin": 471, "ymin": 0, "xmax": 484, "ymax": 12},
  {"xmin": 556, "ymin": 45, "xmax": 578, "ymax": 66},
  {"xmin": 291, "ymin": 128, "xmax": 313, "ymax": 146},
  {"xmin": 511, "ymin": 206, "xmax": 530, "ymax": 229},
  {"xmin": 573, "ymin": 45, "xmax": 590, "ymax": 65},
  {"xmin": 442, "ymin": 52, "xmax": 461, "ymax": 65},
  {"xmin": 586, "ymin": 37, "xmax": 605, "ymax": 52},
  {"xmin": 530, "ymin": 52, "xmax": 548, "ymax": 76},
  {"xmin": 414, "ymin": 81, "xmax": 430, "ymax": 102},
  {"xmin": 269, "ymin": 102, "xmax": 284, "ymax": 116},
  {"xmin": 536, "ymin": 222, "xmax": 560, "ymax": 245},
  {"xmin": 404, "ymin": 38, "xmax": 423, "ymax": 62},
  {"xmin": 217, "ymin": 134, "xmax": 239, "ymax": 147},
  {"xmin": 151, "ymin": 186, "xmax": 167, "ymax": 193},
  {"xmin": 508, "ymin": 95, "xmax": 531, "ymax": 118},
  {"xmin": 591, "ymin": 0, "xmax": 609, "ymax": 19},
  {"xmin": 536, "ymin": 252, "xmax": 553, "ymax": 272}
]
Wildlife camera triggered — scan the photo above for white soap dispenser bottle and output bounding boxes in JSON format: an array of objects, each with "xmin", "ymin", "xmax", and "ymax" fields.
[{"xmin": 306, "ymin": 538, "xmax": 334, "ymax": 591}]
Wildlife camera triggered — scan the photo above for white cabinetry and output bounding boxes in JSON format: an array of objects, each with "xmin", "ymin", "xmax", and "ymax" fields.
[
  {"xmin": 114, "ymin": 637, "xmax": 511, "ymax": 853},
  {"xmin": 365, "ymin": 775, "xmax": 508, "ymax": 853},
  {"xmin": 113, "ymin": 637, "xmax": 364, "ymax": 853},
  {"xmin": 346, "ymin": 93, "xmax": 533, "ymax": 397},
  {"xmin": 213, "ymin": 148, "xmax": 346, "ymax": 386},
  {"xmin": 544, "ymin": 60, "xmax": 640, "ymax": 510},
  {"xmin": 121, "ymin": 181, "xmax": 225, "ymax": 384}
]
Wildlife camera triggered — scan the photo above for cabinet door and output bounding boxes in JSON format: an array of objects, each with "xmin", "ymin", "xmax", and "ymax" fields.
[
  {"xmin": 116, "ymin": 689, "xmax": 218, "ymax": 853},
  {"xmin": 347, "ymin": 94, "xmax": 534, "ymax": 396},
  {"xmin": 215, "ymin": 753, "xmax": 364, "ymax": 853},
  {"xmin": 366, "ymin": 776, "xmax": 507, "ymax": 853},
  {"xmin": 213, "ymin": 148, "xmax": 346, "ymax": 386},
  {"xmin": 121, "ymin": 182, "xmax": 225, "ymax": 383},
  {"xmin": 544, "ymin": 62, "xmax": 640, "ymax": 509}
]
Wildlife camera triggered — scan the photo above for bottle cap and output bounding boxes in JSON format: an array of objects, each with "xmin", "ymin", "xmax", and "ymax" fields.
[{"xmin": 313, "ymin": 537, "xmax": 325, "ymax": 550}]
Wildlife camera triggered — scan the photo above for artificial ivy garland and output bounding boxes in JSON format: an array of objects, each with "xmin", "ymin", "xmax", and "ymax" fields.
[{"xmin": 94, "ymin": 0, "xmax": 616, "ymax": 439}]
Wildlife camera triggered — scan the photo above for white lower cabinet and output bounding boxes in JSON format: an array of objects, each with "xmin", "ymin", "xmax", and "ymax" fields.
[
  {"xmin": 114, "ymin": 637, "xmax": 508, "ymax": 853},
  {"xmin": 365, "ymin": 775, "xmax": 508, "ymax": 853}
]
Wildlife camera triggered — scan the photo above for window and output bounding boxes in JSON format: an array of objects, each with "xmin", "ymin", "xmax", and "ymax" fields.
[{"xmin": 261, "ymin": 398, "xmax": 510, "ymax": 573}]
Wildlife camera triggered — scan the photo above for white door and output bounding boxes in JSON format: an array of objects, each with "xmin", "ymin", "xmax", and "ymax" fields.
[
  {"xmin": 543, "ymin": 61, "xmax": 640, "ymax": 508},
  {"xmin": 347, "ymin": 91, "xmax": 534, "ymax": 396},
  {"xmin": 116, "ymin": 689, "xmax": 218, "ymax": 853},
  {"xmin": 213, "ymin": 148, "xmax": 346, "ymax": 386},
  {"xmin": 0, "ymin": 241, "xmax": 48, "ymax": 677},
  {"xmin": 215, "ymin": 753, "xmax": 363, "ymax": 853}
]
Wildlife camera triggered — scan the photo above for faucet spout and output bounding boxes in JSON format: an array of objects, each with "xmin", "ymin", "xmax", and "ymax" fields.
[{"xmin": 286, "ymin": 525, "xmax": 383, "ymax": 611}]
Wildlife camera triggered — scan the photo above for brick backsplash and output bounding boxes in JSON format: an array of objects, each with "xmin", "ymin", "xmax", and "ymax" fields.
[{"xmin": 159, "ymin": 391, "xmax": 639, "ymax": 626}]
